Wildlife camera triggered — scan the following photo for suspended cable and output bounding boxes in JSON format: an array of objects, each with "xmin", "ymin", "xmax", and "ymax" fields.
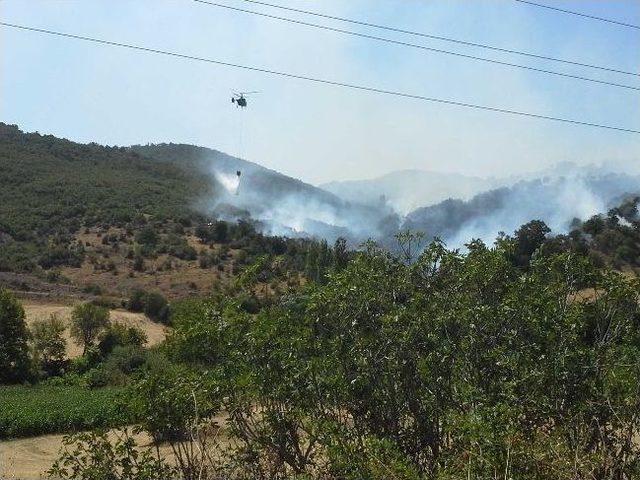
[
  {"xmin": 193, "ymin": 0, "xmax": 640, "ymax": 92},
  {"xmin": 230, "ymin": 0, "xmax": 639, "ymax": 77},
  {"xmin": 1, "ymin": 21, "xmax": 638, "ymax": 134},
  {"xmin": 514, "ymin": 0, "xmax": 640, "ymax": 30}
]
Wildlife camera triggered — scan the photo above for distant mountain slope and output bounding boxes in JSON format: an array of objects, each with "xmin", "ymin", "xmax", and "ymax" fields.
[
  {"xmin": 403, "ymin": 174, "xmax": 640, "ymax": 247},
  {"xmin": 321, "ymin": 169, "xmax": 495, "ymax": 214}
]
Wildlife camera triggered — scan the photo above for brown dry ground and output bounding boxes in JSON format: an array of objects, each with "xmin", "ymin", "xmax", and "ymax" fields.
[
  {"xmin": 61, "ymin": 230, "xmax": 231, "ymax": 300},
  {"xmin": 22, "ymin": 301, "xmax": 167, "ymax": 358},
  {"xmin": 0, "ymin": 229, "xmax": 234, "ymax": 304}
]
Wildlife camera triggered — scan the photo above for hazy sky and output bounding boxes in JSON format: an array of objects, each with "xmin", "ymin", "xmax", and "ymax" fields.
[{"xmin": 1, "ymin": 0, "xmax": 639, "ymax": 184}]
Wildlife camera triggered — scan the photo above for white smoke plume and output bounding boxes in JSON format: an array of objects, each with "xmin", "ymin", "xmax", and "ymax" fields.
[{"xmin": 214, "ymin": 171, "xmax": 240, "ymax": 195}]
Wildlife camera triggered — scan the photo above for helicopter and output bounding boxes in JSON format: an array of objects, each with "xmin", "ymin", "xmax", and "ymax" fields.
[{"xmin": 231, "ymin": 91, "xmax": 259, "ymax": 108}]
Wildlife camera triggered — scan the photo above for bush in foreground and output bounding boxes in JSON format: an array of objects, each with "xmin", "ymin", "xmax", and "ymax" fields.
[{"xmin": 52, "ymin": 240, "xmax": 640, "ymax": 479}]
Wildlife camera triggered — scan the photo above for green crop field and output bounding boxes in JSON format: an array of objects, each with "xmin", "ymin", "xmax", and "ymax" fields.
[{"xmin": 0, "ymin": 384, "xmax": 126, "ymax": 438}]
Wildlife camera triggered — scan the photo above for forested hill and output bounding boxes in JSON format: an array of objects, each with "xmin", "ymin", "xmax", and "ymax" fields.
[
  {"xmin": 0, "ymin": 123, "xmax": 355, "ymax": 240},
  {"xmin": 0, "ymin": 124, "xmax": 359, "ymax": 299},
  {"xmin": 0, "ymin": 123, "xmax": 214, "ymax": 241}
]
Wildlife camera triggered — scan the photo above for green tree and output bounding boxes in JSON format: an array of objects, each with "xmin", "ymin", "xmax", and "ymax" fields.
[
  {"xmin": 30, "ymin": 313, "xmax": 66, "ymax": 376},
  {"xmin": 143, "ymin": 292, "xmax": 169, "ymax": 324},
  {"xmin": 512, "ymin": 219, "xmax": 551, "ymax": 267},
  {"xmin": 97, "ymin": 322, "xmax": 147, "ymax": 357},
  {"xmin": 0, "ymin": 289, "xmax": 31, "ymax": 383},
  {"xmin": 126, "ymin": 289, "xmax": 147, "ymax": 312},
  {"xmin": 70, "ymin": 303, "xmax": 110, "ymax": 355},
  {"xmin": 332, "ymin": 237, "xmax": 349, "ymax": 270},
  {"xmin": 213, "ymin": 220, "xmax": 229, "ymax": 243}
]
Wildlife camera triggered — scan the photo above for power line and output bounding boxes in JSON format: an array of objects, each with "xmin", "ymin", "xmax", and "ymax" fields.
[
  {"xmin": 231, "ymin": 0, "xmax": 639, "ymax": 77},
  {"xmin": 193, "ymin": 0, "xmax": 640, "ymax": 92},
  {"xmin": 514, "ymin": 0, "xmax": 640, "ymax": 30},
  {"xmin": 1, "ymin": 21, "xmax": 639, "ymax": 135}
]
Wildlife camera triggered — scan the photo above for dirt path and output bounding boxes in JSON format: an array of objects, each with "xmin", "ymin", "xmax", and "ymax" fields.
[{"xmin": 22, "ymin": 302, "xmax": 167, "ymax": 358}]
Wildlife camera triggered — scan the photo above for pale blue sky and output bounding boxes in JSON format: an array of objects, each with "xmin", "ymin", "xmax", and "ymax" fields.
[{"xmin": 1, "ymin": 0, "xmax": 639, "ymax": 183}]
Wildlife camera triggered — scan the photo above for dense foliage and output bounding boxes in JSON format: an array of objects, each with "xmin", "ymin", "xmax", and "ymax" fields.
[
  {"xmin": 90, "ymin": 238, "xmax": 640, "ymax": 480},
  {"xmin": 0, "ymin": 124, "xmax": 211, "ymax": 240},
  {"xmin": 5, "ymin": 124, "xmax": 640, "ymax": 478}
]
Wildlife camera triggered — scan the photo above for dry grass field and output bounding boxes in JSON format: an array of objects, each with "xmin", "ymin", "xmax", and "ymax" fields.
[{"xmin": 22, "ymin": 300, "xmax": 166, "ymax": 358}]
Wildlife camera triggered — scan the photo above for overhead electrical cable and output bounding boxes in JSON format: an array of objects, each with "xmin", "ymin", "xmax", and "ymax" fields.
[
  {"xmin": 514, "ymin": 0, "xmax": 640, "ymax": 30},
  {"xmin": 227, "ymin": 0, "xmax": 638, "ymax": 77},
  {"xmin": 193, "ymin": 0, "xmax": 640, "ymax": 92},
  {"xmin": 1, "ymin": 21, "xmax": 639, "ymax": 134}
]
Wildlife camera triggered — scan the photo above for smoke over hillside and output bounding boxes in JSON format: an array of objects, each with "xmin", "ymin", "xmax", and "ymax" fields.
[
  {"xmin": 133, "ymin": 143, "xmax": 640, "ymax": 249},
  {"xmin": 133, "ymin": 143, "xmax": 397, "ymax": 244},
  {"xmin": 403, "ymin": 172, "xmax": 640, "ymax": 247},
  {"xmin": 321, "ymin": 170, "xmax": 496, "ymax": 216},
  {"xmin": 210, "ymin": 164, "xmax": 399, "ymax": 244}
]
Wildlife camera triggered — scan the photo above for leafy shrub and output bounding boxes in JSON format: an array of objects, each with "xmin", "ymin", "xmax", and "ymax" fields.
[
  {"xmin": 134, "ymin": 226, "xmax": 158, "ymax": 247},
  {"xmin": 48, "ymin": 430, "xmax": 177, "ymax": 480},
  {"xmin": 127, "ymin": 360, "xmax": 217, "ymax": 442},
  {"xmin": 69, "ymin": 346, "xmax": 103, "ymax": 374},
  {"xmin": 126, "ymin": 289, "xmax": 169, "ymax": 324},
  {"xmin": 126, "ymin": 289, "xmax": 147, "ymax": 312},
  {"xmin": 87, "ymin": 346, "xmax": 147, "ymax": 388},
  {"xmin": 98, "ymin": 323, "xmax": 147, "ymax": 357},
  {"xmin": 144, "ymin": 292, "xmax": 169, "ymax": 323},
  {"xmin": 130, "ymin": 254, "xmax": 143, "ymax": 273}
]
